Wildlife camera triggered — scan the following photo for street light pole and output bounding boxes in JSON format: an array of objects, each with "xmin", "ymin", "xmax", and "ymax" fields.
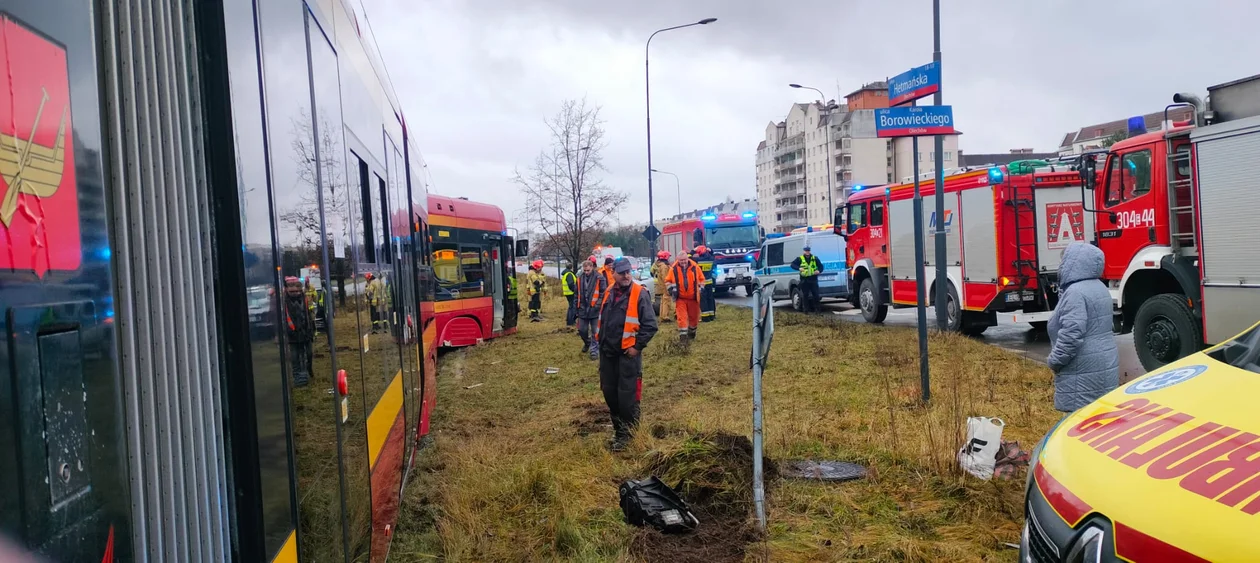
[
  {"xmin": 646, "ymin": 18, "xmax": 717, "ymax": 258},
  {"xmin": 789, "ymin": 83, "xmax": 835, "ymax": 223},
  {"xmin": 932, "ymin": 0, "xmax": 948, "ymax": 332},
  {"xmin": 650, "ymin": 168, "xmax": 681, "ymax": 216}
]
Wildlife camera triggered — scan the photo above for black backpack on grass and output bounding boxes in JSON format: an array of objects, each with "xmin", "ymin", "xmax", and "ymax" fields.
[{"xmin": 618, "ymin": 477, "xmax": 699, "ymax": 534}]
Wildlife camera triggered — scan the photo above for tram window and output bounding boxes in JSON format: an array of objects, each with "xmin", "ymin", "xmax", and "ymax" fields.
[
  {"xmin": 433, "ymin": 242, "xmax": 460, "ymax": 300},
  {"xmin": 461, "ymin": 245, "xmax": 486, "ymax": 298},
  {"xmin": 378, "ymin": 174, "xmax": 392, "ymax": 263},
  {"xmin": 359, "ymin": 158, "xmax": 375, "ymax": 262}
]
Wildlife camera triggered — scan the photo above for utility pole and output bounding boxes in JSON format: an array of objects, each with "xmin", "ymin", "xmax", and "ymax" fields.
[{"xmin": 932, "ymin": 0, "xmax": 948, "ymax": 332}]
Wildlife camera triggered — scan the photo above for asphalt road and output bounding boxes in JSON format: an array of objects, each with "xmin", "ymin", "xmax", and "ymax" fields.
[{"xmin": 717, "ymin": 291, "xmax": 1146, "ymax": 382}]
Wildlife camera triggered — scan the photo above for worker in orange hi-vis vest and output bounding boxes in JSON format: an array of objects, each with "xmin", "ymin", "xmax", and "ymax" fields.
[
  {"xmin": 665, "ymin": 250, "xmax": 705, "ymax": 342},
  {"xmin": 594, "ymin": 258, "xmax": 658, "ymax": 451}
]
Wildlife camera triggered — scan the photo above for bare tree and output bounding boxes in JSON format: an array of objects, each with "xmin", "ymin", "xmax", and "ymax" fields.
[{"xmin": 513, "ymin": 98, "xmax": 626, "ymax": 267}]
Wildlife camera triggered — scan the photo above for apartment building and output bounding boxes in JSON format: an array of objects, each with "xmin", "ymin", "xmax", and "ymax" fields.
[{"xmin": 756, "ymin": 81, "xmax": 962, "ymax": 233}]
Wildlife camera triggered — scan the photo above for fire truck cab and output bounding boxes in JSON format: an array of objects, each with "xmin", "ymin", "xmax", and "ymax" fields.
[
  {"xmin": 659, "ymin": 212, "xmax": 763, "ymax": 296},
  {"xmin": 1080, "ymin": 74, "xmax": 1260, "ymax": 370}
]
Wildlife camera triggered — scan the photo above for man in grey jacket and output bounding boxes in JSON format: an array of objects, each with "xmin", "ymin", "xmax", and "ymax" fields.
[
  {"xmin": 1047, "ymin": 243, "xmax": 1119, "ymax": 411},
  {"xmin": 575, "ymin": 258, "xmax": 605, "ymax": 359},
  {"xmin": 596, "ymin": 257, "xmax": 658, "ymax": 451}
]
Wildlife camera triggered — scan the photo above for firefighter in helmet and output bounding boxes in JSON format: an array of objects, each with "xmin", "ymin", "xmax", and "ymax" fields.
[
  {"xmin": 365, "ymin": 271, "xmax": 387, "ymax": 333},
  {"xmin": 527, "ymin": 259, "xmax": 547, "ymax": 322},
  {"xmin": 651, "ymin": 250, "xmax": 673, "ymax": 321},
  {"xmin": 284, "ymin": 276, "xmax": 314, "ymax": 387}
]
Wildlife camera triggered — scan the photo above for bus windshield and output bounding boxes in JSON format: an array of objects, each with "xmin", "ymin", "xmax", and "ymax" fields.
[{"xmin": 705, "ymin": 225, "xmax": 759, "ymax": 249}]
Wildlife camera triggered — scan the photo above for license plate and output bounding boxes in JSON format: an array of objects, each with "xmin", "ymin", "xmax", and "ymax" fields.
[{"xmin": 1005, "ymin": 292, "xmax": 1020, "ymax": 303}]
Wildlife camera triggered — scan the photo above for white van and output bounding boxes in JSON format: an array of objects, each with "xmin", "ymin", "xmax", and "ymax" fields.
[{"xmin": 753, "ymin": 230, "xmax": 848, "ymax": 310}]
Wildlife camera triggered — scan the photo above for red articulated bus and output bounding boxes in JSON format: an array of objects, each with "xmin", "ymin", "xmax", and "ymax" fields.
[{"xmin": 427, "ymin": 194, "xmax": 519, "ymax": 347}]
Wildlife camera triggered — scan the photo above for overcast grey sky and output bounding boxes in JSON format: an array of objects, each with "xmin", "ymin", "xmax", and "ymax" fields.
[{"xmin": 363, "ymin": 0, "xmax": 1258, "ymax": 232}]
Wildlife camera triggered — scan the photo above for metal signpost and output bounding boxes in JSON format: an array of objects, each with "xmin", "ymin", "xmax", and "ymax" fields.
[
  {"xmin": 750, "ymin": 280, "xmax": 776, "ymax": 531},
  {"xmin": 878, "ymin": 67, "xmax": 953, "ymax": 402}
]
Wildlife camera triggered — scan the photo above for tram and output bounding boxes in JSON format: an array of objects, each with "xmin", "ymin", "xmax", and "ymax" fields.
[
  {"xmin": 0, "ymin": 0, "xmax": 440, "ymax": 561},
  {"xmin": 428, "ymin": 195, "xmax": 519, "ymax": 347}
]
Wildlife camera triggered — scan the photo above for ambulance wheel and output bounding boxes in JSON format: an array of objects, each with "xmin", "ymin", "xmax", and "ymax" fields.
[
  {"xmin": 791, "ymin": 286, "xmax": 803, "ymax": 311},
  {"xmin": 858, "ymin": 278, "xmax": 887, "ymax": 323},
  {"xmin": 1134, "ymin": 293, "xmax": 1201, "ymax": 371}
]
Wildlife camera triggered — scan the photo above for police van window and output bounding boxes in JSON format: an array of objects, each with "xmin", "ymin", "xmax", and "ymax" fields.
[
  {"xmin": 870, "ymin": 200, "xmax": 884, "ymax": 226},
  {"xmin": 847, "ymin": 202, "xmax": 866, "ymax": 231},
  {"xmin": 767, "ymin": 243, "xmax": 784, "ymax": 267}
]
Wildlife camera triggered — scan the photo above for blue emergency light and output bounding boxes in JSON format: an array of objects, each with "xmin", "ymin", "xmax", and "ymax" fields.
[
  {"xmin": 1127, "ymin": 116, "xmax": 1147, "ymax": 137},
  {"xmin": 851, "ymin": 184, "xmax": 864, "ymax": 192},
  {"xmin": 988, "ymin": 167, "xmax": 1004, "ymax": 184},
  {"xmin": 741, "ymin": 211, "xmax": 756, "ymax": 219},
  {"xmin": 701, "ymin": 214, "xmax": 717, "ymax": 221}
]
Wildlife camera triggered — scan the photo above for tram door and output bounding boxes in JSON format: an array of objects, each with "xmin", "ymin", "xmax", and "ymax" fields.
[
  {"xmin": 489, "ymin": 235, "xmax": 505, "ymax": 332},
  {"xmin": 502, "ymin": 237, "xmax": 519, "ymax": 330}
]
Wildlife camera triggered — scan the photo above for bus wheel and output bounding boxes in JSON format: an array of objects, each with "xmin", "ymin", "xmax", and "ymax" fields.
[
  {"xmin": 1134, "ymin": 294, "xmax": 1201, "ymax": 371},
  {"xmin": 858, "ymin": 278, "xmax": 887, "ymax": 323}
]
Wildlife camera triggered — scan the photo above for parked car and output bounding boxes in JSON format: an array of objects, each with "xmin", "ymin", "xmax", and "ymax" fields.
[
  {"xmin": 1021, "ymin": 320, "xmax": 1260, "ymax": 562},
  {"xmin": 752, "ymin": 230, "xmax": 847, "ymax": 310}
]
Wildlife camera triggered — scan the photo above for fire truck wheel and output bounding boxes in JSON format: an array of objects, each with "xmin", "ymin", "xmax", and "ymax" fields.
[
  {"xmin": 935, "ymin": 283, "xmax": 963, "ymax": 332},
  {"xmin": 858, "ymin": 278, "xmax": 887, "ymax": 323},
  {"xmin": 1133, "ymin": 293, "xmax": 1202, "ymax": 371}
]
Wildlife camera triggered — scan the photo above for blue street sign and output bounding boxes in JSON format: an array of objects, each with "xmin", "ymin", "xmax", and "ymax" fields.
[
  {"xmin": 875, "ymin": 105, "xmax": 956, "ymax": 138},
  {"xmin": 888, "ymin": 62, "xmax": 941, "ymax": 107}
]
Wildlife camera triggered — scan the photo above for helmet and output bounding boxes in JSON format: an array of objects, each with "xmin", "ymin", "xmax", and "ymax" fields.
[
  {"xmin": 588, "ymin": 255, "xmax": 598, "ymax": 263},
  {"xmin": 365, "ymin": 272, "xmax": 374, "ymax": 280},
  {"xmin": 657, "ymin": 251, "xmax": 671, "ymax": 260},
  {"xmin": 284, "ymin": 276, "xmax": 300, "ymax": 284},
  {"xmin": 694, "ymin": 245, "xmax": 708, "ymax": 255},
  {"xmin": 531, "ymin": 260, "xmax": 544, "ymax": 270}
]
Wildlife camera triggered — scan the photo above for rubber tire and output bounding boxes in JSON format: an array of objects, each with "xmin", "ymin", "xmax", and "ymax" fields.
[
  {"xmin": 1133, "ymin": 293, "xmax": 1202, "ymax": 371},
  {"xmin": 858, "ymin": 277, "xmax": 888, "ymax": 323},
  {"xmin": 1029, "ymin": 321, "xmax": 1048, "ymax": 332},
  {"xmin": 790, "ymin": 286, "xmax": 803, "ymax": 312},
  {"xmin": 934, "ymin": 283, "xmax": 963, "ymax": 332},
  {"xmin": 961, "ymin": 315, "xmax": 989, "ymax": 337},
  {"xmin": 745, "ymin": 284, "xmax": 754, "ymax": 297},
  {"xmin": 715, "ymin": 286, "xmax": 730, "ymax": 297}
]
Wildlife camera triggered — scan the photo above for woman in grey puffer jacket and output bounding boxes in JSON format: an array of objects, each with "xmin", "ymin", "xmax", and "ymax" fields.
[{"xmin": 1047, "ymin": 242, "xmax": 1119, "ymax": 411}]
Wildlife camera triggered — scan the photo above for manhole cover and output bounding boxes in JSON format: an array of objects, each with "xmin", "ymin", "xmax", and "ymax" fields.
[{"xmin": 781, "ymin": 460, "xmax": 867, "ymax": 482}]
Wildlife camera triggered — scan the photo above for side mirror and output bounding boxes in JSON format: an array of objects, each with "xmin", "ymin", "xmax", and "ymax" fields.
[
  {"xmin": 758, "ymin": 227, "xmax": 766, "ymax": 241},
  {"xmin": 833, "ymin": 208, "xmax": 848, "ymax": 239},
  {"xmin": 515, "ymin": 239, "xmax": 530, "ymax": 257},
  {"xmin": 1079, "ymin": 157, "xmax": 1097, "ymax": 191}
]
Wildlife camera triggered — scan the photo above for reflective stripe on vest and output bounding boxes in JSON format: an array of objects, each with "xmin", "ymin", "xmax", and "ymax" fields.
[
  {"xmin": 672, "ymin": 262, "xmax": 700, "ymax": 298},
  {"xmin": 800, "ymin": 255, "xmax": 819, "ymax": 277},
  {"xmin": 594, "ymin": 282, "xmax": 642, "ymax": 350},
  {"xmin": 562, "ymin": 271, "xmax": 576, "ymax": 296}
]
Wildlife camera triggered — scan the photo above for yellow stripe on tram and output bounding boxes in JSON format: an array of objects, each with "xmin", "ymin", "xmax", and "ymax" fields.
[
  {"xmin": 272, "ymin": 531, "xmax": 297, "ymax": 563},
  {"xmin": 367, "ymin": 370, "xmax": 404, "ymax": 470}
]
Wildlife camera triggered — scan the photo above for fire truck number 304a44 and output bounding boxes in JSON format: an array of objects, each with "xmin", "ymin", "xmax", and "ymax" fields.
[{"xmin": 1115, "ymin": 209, "xmax": 1156, "ymax": 230}]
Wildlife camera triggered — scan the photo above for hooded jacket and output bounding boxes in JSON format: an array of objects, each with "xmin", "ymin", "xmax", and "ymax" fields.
[
  {"xmin": 1047, "ymin": 242, "xmax": 1119, "ymax": 411},
  {"xmin": 575, "ymin": 269, "xmax": 606, "ymax": 320}
]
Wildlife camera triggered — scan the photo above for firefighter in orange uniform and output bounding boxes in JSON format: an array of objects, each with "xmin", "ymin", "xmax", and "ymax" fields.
[
  {"xmin": 665, "ymin": 249, "xmax": 705, "ymax": 342},
  {"xmin": 594, "ymin": 258, "xmax": 658, "ymax": 451}
]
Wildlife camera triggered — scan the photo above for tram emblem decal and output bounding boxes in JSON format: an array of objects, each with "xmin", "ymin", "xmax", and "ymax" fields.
[{"xmin": 0, "ymin": 15, "xmax": 80, "ymax": 277}]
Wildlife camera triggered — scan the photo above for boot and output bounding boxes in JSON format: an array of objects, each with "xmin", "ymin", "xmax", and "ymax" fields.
[
  {"xmin": 581, "ymin": 341, "xmax": 590, "ymax": 354},
  {"xmin": 688, "ymin": 328, "xmax": 697, "ymax": 341}
]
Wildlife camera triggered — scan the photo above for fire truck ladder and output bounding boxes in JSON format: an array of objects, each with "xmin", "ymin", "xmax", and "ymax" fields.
[
  {"xmin": 1006, "ymin": 178, "xmax": 1038, "ymax": 284},
  {"xmin": 1166, "ymin": 145, "xmax": 1196, "ymax": 256}
]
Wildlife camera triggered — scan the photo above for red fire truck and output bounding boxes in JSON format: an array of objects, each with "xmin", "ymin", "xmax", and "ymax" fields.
[
  {"xmin": 659, "ymin": 212, "xmax": 762, "ymax": 295},
  {"xmin": 837, "ymin": 165, "xmax": 1086, "ymax": 336},
  {"xmin": 840, "ymin": 74, "xmax": 1260, "ymax": 370},
  {"xmin": 1073, "ymin": 74, "xmax": 1260, "ymax": 370}
]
